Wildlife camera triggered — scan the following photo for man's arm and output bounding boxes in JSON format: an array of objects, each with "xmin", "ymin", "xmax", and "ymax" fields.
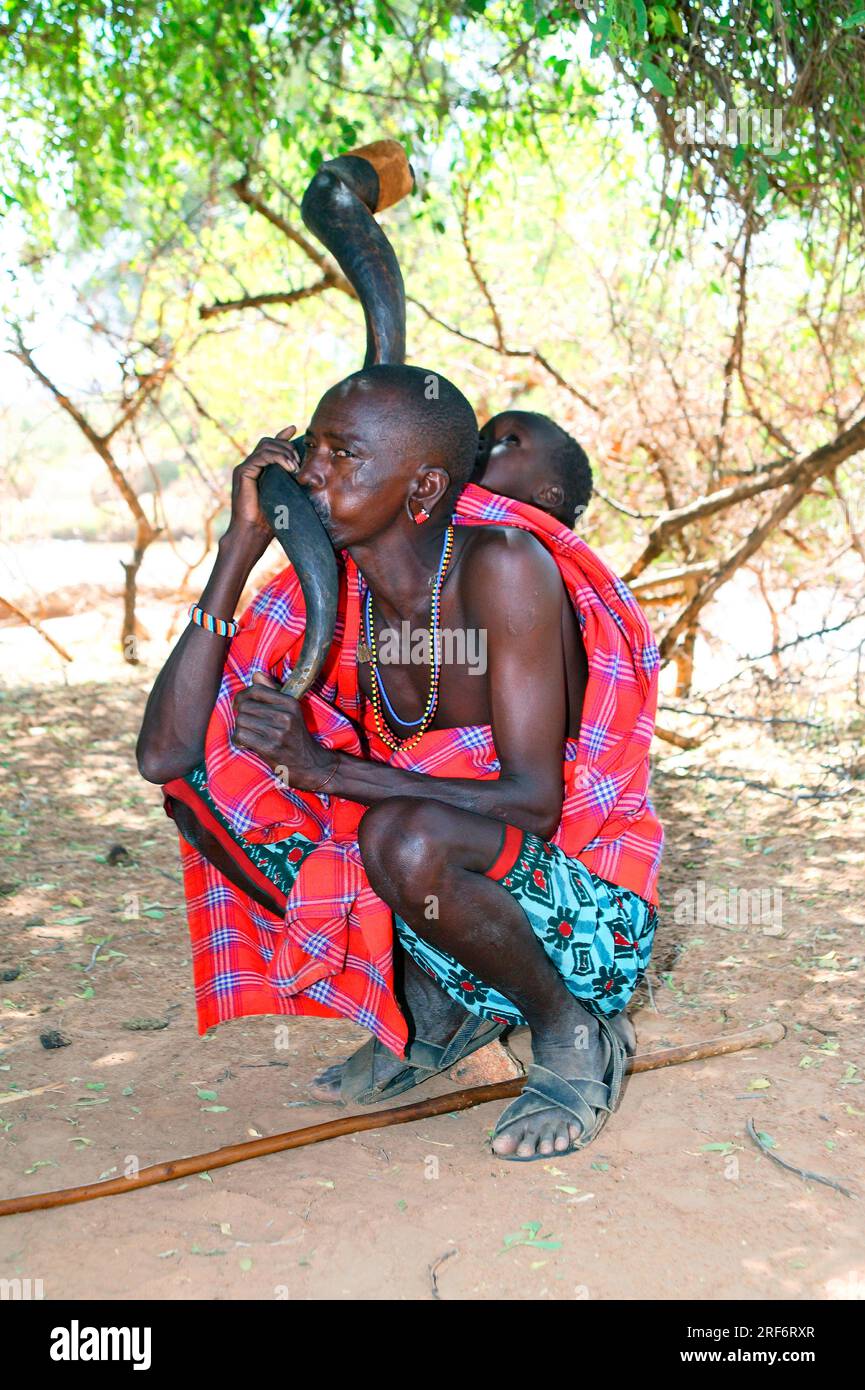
[
  {"xmin": 136, "ymin": 429, "xmax": 300, "ymax": 784},
  {"xmin": 235, "ymin": 530, "xmax": 569, "ymax": 838}
]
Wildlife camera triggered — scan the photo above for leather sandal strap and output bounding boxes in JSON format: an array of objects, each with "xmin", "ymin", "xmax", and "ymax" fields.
[
  {"xmin": 491, "ymin": 1029, "xmax": 620, "ymax": 1150},
  {"xmin": 438, "ymin": 1015, "xmax": 501, "ymax": 1069},
  {"xmin": 343, "ymin": 1017, "xmax": 505, "ymax": 1104},
  {"xmin": 596, "ymin": 1016, "xmax": 627, "ymax": 1112},
  {"xmin": 522, "ymin": 1064, "xmax": 612, "ymax": 1117},
  {"xmin": 339, "ymin": 1035, "xmax": 381, "ymax": 1099},
  {"xmin": 500, "ymin": 1082, "xmax": 599, "ymax": 1137}
]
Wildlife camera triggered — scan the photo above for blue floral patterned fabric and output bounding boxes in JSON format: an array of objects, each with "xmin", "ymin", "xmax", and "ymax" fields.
[{"xmin": 394, "ymin": 830, "xmax": 657, "ymax": 1025}]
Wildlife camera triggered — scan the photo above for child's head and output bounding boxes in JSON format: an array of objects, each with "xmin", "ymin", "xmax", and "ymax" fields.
[{"xmin": 475, "ymin": 410, "xmax": 592, "ymax": 527}]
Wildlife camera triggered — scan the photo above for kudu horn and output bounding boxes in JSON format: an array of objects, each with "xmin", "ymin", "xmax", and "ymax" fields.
[{"xmin": 258, "ymin": 139, "xmax": 414, "ymax": 697}]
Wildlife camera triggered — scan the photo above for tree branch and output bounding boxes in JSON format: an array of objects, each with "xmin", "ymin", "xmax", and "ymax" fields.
[
  {"xmin": 198, "ymin": 277, "xmax": 335, "ymax": 320},
  {"xmin": 630, "ymin": 561, "xmax": 714, "ymax": 593},
  {"xmin": 656, "ymin": 412, "xmax": 865, "ymax": 658},
  {"xmin": 623, "ymin": 411, "xmax": 865, "ymax": 583},
  {"xmin": 9, "ymin": 331, "xmax": 156, "ymax": 532},
  {"xmin": 230, "ymin": 175, "xmax": 356, "ymax": 297},
  {"xmin": 0, "ymin": 595, "xmax": 73, "ymax": 662},
  {"xmin": 459, "ymin": 181, "xmax": 505, "ymax": 350},
  {"xmin": 8, "ymin": 328, "xmax": 165, "ymax": 662}
]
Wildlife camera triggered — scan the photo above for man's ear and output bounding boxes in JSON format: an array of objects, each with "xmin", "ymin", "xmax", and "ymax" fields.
[
  {"xmin": 410, "ymin": 466, "xmax": 451, "ymax": 515},
  {"xmin": 533, "ymin": 482, "xmax": 565, "ymax": 512}
]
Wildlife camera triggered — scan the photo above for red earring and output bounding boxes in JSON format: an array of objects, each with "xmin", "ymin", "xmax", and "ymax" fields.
[{"xmin": 413, "ymin": 505, "xmax": 430, "ymax": 525}]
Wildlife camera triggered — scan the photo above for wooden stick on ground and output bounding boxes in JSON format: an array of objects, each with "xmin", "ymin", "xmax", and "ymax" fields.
[
  {"xmin": 0, "ymin": 1021, "xmax": 785, "ymax": 1218},
  {"xmin": 0, "ymin": 1082, "xmax": 65, "ymax": 1106}
]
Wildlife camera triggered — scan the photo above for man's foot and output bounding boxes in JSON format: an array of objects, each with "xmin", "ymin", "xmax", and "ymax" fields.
[
  {"xmin": 307, "ymin": 1042, "xmax": 410, "ymax": 1102},
  {"xmin": 490, "ymin": 1002, "xmax": 624, "ymax": 1161},
  {"xmin": 308, "ymin": 967, "xmax": 471, "ymax": 1103}
]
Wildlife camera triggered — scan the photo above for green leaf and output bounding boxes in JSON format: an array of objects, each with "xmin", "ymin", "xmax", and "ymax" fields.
[
  {"xmin": 501, "ymin": 1221, "xmax": 562, "ymax": 1251},
  {"xmin": 641, "ymin": 60, "xmax": 674, "ymax": 98},
  {"xmin": 649, "ymin": 6, "xmax": 669, "ymax": 38},
  {"xmin": 590, "ymin": 16, "xmax": 613, "ymax": 59},
  {"xmin": 196, "ymin": 1088, "xmax": 218, "ymax": 1101}
]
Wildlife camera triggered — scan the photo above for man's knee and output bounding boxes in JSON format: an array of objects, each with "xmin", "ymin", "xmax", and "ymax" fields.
[{"xmin": 358, "ymin": 798, "xmax": 451, "ymax": 890}]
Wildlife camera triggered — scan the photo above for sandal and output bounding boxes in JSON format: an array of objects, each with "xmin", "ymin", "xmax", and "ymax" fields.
[
  {"xmin": 311, "ymin": 1015, "xmax": 508, "ymax": 1107},
  {"xmin": 490, "ymin": 1015, "xmax": 626, "ymax": 1163}
]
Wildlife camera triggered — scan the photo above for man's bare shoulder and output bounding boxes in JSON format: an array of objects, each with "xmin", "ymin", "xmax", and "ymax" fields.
[
  {"xmin": 460, "ymin": 523, "xmax": 561, "ymax": 580},
  {"xmin": 458, "ymin": 524, "xmax": 564, "ymax": 630}
]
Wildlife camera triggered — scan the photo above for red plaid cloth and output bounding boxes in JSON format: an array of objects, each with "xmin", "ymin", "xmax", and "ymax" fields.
[
  {"xmin": 165, "ymin": 484, "xmax": 663, "ymax": 1047},
  {"xmin": 164, "ymin": 775, "xmax": 406, "ymax": 1051}
]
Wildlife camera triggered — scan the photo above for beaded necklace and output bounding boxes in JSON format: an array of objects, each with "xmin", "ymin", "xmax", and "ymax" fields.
[{"xmin": 361, "ymin": 524, "xmax": 455, "ymax": 752}]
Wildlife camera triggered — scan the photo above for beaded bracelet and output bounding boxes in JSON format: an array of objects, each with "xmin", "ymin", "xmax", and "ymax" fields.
[{"xmin": 188, "ymin": 604, "xmax": 238, "ymax": 638}]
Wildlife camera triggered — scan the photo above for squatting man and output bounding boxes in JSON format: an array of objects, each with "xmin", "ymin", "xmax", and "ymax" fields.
[{"xmin": 138, "ymin": 364, "xmax": 663, "ymax": 1163}]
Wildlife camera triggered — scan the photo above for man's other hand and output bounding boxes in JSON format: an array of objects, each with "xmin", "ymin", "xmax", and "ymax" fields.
[{"xmin": 232, "ymin": 672, "xmax": 337, "ymax": 792}]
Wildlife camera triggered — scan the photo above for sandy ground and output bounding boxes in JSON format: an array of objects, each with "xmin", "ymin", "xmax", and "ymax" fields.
[{"xmin": 1, "ymin": 661, "xmax": 864, "ymax": 1302}]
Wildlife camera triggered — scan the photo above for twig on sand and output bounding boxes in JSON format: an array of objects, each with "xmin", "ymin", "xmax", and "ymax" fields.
[
  {"xmin": 0, "ymin": 1083, "xmax": 65, "ymax": 1106},
  {"xmin": 151, "ymin": 866, "xmax": 182, "ymax": 885},
  {"xmin": 83, "ymin": 941, "xmax": 104, "ymax": 973},
  {"xmin": 429, "ymin": 1248, "xmax": 458, "ymax": 1300},
  {"xmin": 746, "ymin": 1118, "xmax": 857, "ymax": 1199}
]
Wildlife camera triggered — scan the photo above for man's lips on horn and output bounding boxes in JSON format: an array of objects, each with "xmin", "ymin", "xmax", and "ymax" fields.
[{"xmin": 307, "ymin": 491, "xmax": 336, "ymax": 539}]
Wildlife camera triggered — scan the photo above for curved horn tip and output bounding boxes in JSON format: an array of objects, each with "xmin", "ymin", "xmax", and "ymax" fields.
[{"xmin": 343, "ymin": 138, "xmax": 414, "ymax": 211}]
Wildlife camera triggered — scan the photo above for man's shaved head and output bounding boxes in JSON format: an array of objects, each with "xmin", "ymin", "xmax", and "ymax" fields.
[
  {"xmin": 299, "ymin": 364, "xmax": 479, "ymax": 547},
  {"xmin": 331, "ymin": 364, "xmax": 479, "ymax": 499}
]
